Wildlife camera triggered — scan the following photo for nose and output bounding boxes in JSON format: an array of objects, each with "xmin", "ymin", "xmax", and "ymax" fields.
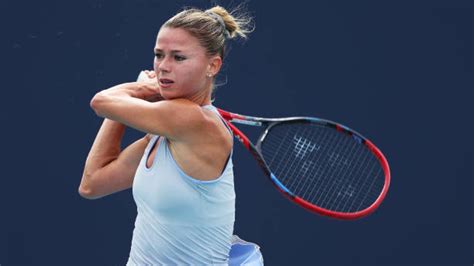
[{"xmin": 155, "ymin": 56, "xmax": 171, "ymax": 73}]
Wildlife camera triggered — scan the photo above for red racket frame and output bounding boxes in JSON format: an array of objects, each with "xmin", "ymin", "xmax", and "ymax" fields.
[{"xmin": 217, "ymin": 108, "xmax": 391, "ymax": 220}]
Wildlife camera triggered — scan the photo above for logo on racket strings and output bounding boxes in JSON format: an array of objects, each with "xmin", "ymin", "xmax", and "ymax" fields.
[{"xmin": 293, "ymin": 136, "xmax": 320, "ymax": 159}]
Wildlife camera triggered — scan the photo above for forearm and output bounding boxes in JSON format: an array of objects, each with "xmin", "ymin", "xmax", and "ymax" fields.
[
  {"xmin": 82, "ymin": 119, "xmax": 126, "ymax": 179},
  {"xmin": 80, "ymin": 72, "xmax": 159, "ymax": 194},
  {"xmin": 90, "ymin": 82, "xmax": 163, "ymax": 119},
  {"xmin": 91, "ymin": 83, "xmax": 138, "ymax": 116},
  {"xmin": 96, "ymin": 82, "xmax": 137, "ymax": 98},
  {"xmin": 85, "ymin": 79, "xmax": 156, "ymax": 171}
]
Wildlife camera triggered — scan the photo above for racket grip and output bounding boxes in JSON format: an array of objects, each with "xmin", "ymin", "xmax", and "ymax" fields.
[{"xmin": 136, "ymin": 70, "xmax": 148, "ymax": 82}]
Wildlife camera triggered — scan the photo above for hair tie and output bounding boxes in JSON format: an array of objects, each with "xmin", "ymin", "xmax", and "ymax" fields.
[{"xmin": 206, "ymin": 11, "xmax": 230, "ymax": 39}]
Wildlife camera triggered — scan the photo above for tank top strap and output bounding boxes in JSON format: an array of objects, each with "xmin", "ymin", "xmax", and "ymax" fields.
[
  {"xmin": 201, "ymin": 104, "xmax": 233, "ymax": 136},
  {"xmin": 201, "ymin": 104, "xmax": 234, "ymax": 176}
]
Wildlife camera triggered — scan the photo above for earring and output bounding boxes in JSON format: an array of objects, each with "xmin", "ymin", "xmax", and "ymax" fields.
[{"xmin": 207, "ymin": 73, "xmax": 213, "ymax": 78}]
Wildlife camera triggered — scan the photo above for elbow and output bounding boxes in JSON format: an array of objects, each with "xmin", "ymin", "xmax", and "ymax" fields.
[
  {"xmin": 78, "ymin": 186, "xmax": 94, "ymax": 200},
  {"xmin": 90, "ymin": 93, "xmax": 106, "ymax": 117},
  {"xmin": 78, "ymin": 187, "xmax": 102, "ymax": 200},
  {"xmin": 89, "ymin": 93, "xmax": 100, "ymax": 111},
  {"xmin": 78, "ymin": 185, "xmax": 96, "ymax": 200},
  {"xmin": 78, "ymin": 178, "xmax": 101, "ymax": 200}
]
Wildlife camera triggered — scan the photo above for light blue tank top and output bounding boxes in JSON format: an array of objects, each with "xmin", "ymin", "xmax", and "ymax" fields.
[{"xmin": 126, "ymin": 104, "xmax": 235, "ymax": 265}]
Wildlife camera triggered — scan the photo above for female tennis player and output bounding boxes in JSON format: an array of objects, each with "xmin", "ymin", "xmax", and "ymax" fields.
[{"xmin": 79, "ymin": 5, "xmax": 263, "ymax": 265}]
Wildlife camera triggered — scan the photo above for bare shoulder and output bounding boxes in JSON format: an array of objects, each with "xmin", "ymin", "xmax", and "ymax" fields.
[
  {"xmin": 160, "ymin": 98, "xmax": 205, "ymax": 117},
  {"xmin": 198, "ymin": 107, "xmax": 233, "ymax": 154},
  {"xmin": 157, "ymin": 99, "xmax": 209, "ymax": 140},
  {"xmin": 201, "ymin": 107, "xmax": 232, "ymax": 140},
  {"xmin": 168, "ymin": 106, "xmax": 233, "ymax": 181}
]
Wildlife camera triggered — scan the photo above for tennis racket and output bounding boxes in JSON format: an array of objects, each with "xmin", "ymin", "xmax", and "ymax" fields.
[{"xmin": 217, "ymin": 108, "xmax": 390, "ymax": 220}]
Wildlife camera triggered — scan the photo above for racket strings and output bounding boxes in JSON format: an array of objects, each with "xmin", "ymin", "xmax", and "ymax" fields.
[
  {"xmin": 287, "ymin": 125, "xmax": 333, "ymax": 196},
  {"xmin": 275, "ymin": 125, "xmax": 313, "ymax": 188},
  {"xmin": 318, "ymin": 131, "xmax": 373, "ymax": 211},
  {"xmin": 261, "ymin": 122, "xmax": 385, "ymax": 213},
  {"xmin": 297, "ymin": 126, "xmax": 335, "ymax": 200},
  {"xmin": 310, "ymin": 127, "xmax": 358, "ymax": 208}
]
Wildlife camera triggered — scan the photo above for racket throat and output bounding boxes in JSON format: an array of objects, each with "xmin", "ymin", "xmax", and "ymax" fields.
[{"xmin": 231, "ymin": 118, "xmax": 262, "ymax": 126}]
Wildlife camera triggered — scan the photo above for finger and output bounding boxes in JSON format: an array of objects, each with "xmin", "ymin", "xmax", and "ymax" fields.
[{"xmin": 147, "ymin": 71, "xmax": 156, "ymax": 78}]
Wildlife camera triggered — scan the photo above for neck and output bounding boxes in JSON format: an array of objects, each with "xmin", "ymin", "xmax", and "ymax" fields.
[{"xmin": 185, "ymin": 85, "xmax": 212, "ymax": 106}]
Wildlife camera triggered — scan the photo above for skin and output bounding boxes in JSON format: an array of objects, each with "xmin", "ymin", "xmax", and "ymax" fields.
[
  {"xmin": 153, "ymin": 27, "xmax": 218, "ymax": 104},
  {"xmin": 79, "ymin": 27, "xmax": 232, "ymax": 199}
]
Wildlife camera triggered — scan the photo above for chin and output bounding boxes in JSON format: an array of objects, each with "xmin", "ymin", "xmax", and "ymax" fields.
[
  {"xmin": 160, "ymin": 92, "xmax": 181, "ymax": 100},
  {"xmin": 161, "ymin": 88, "xmax": 191, "ymax": 101}
]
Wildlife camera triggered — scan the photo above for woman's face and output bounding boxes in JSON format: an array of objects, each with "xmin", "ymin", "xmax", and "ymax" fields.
[{"xmin": 153, "ymin": 27, "xmax": 214, "ymax": 100}]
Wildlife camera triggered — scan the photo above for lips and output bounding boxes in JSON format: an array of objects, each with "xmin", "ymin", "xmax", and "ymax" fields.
[{"xmin": 159, "ymin": 78, "xmax": 174, "ymax": 88}]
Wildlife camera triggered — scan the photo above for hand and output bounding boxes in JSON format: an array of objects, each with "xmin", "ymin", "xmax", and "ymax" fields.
[
  {"xmin": 135, "ymin": 70, "xmax": 163, "ymax": 102},
  {"xmin": 137, "ymin": 70, "xmax": 157, "ymax": 83},
  {"xmin": 142, "ymin": 70, "xmax": 157, "ymax": 80}
]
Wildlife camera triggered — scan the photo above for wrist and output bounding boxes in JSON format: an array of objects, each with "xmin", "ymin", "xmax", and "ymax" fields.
[{"xmin": 101, "ymin": 82, "xmax": 139, "ymax": 97}]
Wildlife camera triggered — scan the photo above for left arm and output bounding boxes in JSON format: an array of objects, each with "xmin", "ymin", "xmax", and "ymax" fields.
[{"xmin": 90, "ymin": 82, "xmax": 206, "ymax": 141}]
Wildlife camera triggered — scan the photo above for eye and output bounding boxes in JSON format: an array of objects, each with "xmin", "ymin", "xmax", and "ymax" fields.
[
  {"xmin": 154, "ymin": 53, "xmax": 164, "ymax": 59},
  {"xmin": 174, "ymin": 55, "xmax": 186, "ymax": 61}
]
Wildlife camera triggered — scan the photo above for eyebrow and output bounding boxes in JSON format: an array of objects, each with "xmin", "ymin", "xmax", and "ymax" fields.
[{"xmin": 154, "ymin": 49, "xmax": 184, "ymax": 53}]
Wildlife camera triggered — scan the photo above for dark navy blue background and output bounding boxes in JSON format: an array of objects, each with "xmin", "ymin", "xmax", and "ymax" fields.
[{"xmin": 1, "ymin": 0, "xmax": 472, "ymax": 265}]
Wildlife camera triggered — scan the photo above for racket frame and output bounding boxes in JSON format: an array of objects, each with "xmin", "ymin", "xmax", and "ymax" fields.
[{"xmin": 217, "ymin": 108, "xmax": 390, "ymax": 220}]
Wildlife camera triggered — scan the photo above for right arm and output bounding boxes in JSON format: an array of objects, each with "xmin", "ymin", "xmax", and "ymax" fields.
[
  {"xmin": 78, "ymin": 119, "xmax": 151, "ymax": 200},
  {"xmin": 79, "ymin": 71, "xmax": 155, "ymax": 200}
]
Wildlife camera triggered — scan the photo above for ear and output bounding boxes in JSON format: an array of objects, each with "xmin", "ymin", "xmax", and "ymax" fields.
[{"xmin": 207, "ymin": 55, "xmax": 222, "ymax": 77}]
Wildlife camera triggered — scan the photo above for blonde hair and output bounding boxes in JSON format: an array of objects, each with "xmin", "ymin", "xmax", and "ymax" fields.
[{"xmin": 163, "ymin": 5, "xmax": 254, "ymax": 60}]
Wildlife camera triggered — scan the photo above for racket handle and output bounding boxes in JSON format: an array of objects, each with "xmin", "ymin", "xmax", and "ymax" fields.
[{"xmin": 137, "ymin": 70, "xmax": 149, "ymax": 82}]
